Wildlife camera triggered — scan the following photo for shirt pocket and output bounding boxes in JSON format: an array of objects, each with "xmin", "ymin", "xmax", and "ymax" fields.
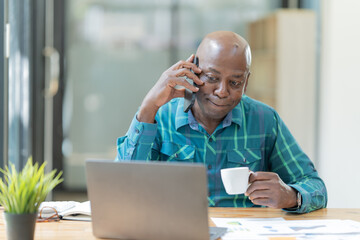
[
  {"xmin": 226, "ymin": 148, "xmax": 262, "ymax": 170},
  {"xmin": 160, "ymin": 142, "xmax": 195, "ymax": 162}
]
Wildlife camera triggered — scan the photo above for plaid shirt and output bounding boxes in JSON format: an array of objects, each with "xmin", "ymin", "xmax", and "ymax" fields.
[{"xmin": 116, "ymin": 95, "xmax": 327, "ymax": 213}]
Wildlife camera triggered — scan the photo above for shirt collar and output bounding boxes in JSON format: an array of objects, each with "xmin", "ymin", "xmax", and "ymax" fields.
[
  {"xmin": 231, "ymin": 100, "xmax": 243, "ymax": 127},
  {"xmin": 174, "ymin": 97, "xmax": 244, "ymax": 130}
]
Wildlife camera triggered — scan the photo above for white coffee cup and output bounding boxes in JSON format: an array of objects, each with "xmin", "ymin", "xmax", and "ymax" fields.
[{"xmin": 220, "ymin": 167, "xmax": 252, "ymax": 195}]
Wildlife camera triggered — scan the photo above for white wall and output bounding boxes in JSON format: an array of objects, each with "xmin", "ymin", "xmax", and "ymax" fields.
[{"xmin": 319, "ymin": 0, "xmax": 360, "ymax": 207}]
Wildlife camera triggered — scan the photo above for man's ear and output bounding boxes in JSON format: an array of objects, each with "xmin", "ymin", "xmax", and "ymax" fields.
[{"xmin": 244, "ymin": 72, "xmax": 251, "ymax": 93}]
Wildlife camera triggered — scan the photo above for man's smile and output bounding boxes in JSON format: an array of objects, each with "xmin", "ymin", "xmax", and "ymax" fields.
[{"xmin": 207, "ymin": 98, "xmax": 231, "ymax": 107}]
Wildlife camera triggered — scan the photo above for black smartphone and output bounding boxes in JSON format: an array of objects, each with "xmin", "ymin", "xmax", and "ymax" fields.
[{"xmin": 183, "ymin": 56, "xmax": 199, "ymax": 113}]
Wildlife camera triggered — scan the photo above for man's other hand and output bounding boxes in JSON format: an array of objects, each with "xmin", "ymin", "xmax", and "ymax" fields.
[{"xmin": 245, "ymin": 172, "xmax": 298, "ymax": 209}]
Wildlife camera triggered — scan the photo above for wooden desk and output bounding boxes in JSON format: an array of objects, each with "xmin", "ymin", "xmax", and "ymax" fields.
[{"xmin": 1, "ymin": 208, "xmax": 360, "ymax": 239}]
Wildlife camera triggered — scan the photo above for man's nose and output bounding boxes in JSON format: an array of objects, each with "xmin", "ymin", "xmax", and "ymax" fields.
[{"xmin": 214, "ymin": 81, "xmax": 230, "ymax": 98}]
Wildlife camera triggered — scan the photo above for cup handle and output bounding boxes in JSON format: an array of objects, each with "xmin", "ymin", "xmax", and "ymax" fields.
[{"xmin": 248, "ymin": 170, "xmax": 254, "ymax": 184}]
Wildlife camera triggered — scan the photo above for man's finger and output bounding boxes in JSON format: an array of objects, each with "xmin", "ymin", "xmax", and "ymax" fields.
[
  {"xmin": 175, "ymin": 62, "xmax": 202, "ymax": 75},
  {"xmin": 171, "ymin": 59, "xmax": 190, "ymax": 70},
  {"xmin": 172, "ymin": 57, "xmax": 201, "ymax": 73},
  {"xmin": 186, "ymin": 54, "xmax": 195, "ymax": 62},
  {"xmin": 250, "ymin": 197, "xmax": 273, "ymax": 207},
  {"xmin": 249, "ymin": 171, "xmax": 278, "ymax": 183},
  {"xmin": 245, "ymin": 179, "xmax": 272, "ymax": 196},
  {"xmin": 168, "ymin": 77, "xmax": 199, "ymax": 93},
  {"xmin": 247, "ymin": 188, "xmax": 272, "ymax": 200},
  {"xmin": 175, "ymin": 68, "xmax": 203, "ymax": 85}
]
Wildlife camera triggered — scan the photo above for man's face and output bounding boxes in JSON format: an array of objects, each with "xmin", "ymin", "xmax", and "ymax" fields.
[{"xmin": 194, "ymin": 45, "xmax": 250, "ymax": 122}]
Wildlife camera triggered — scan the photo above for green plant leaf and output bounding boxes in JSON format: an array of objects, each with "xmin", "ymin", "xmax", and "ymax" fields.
[{"xmin": 0, "ymin": 157, "xmax": 64, "ymax": 214}]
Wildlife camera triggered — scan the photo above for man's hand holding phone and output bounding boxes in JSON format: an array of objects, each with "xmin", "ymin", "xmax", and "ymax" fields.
[{"xmin": 137, "ymin": 54, "xmax": 203, "ymax": 123}]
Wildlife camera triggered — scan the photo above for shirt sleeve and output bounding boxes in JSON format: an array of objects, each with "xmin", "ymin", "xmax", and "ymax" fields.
[
  {"xmin": 268, "ymin": 112, "xmax": 328, "ymax": 213},
  {"xmin": 116, "ymin": 114, "xmax": 159, "ymax": 161}
]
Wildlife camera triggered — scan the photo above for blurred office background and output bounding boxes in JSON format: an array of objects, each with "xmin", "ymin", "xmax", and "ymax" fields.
[{"xmin": 1, "ymin": 0, "xmax": 359, "ymax": 206}]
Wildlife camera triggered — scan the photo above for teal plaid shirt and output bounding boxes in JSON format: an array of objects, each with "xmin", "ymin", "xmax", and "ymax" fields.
[{"xmin": 116, "ymin": 95, "xmax": 327, "ymax": 213}]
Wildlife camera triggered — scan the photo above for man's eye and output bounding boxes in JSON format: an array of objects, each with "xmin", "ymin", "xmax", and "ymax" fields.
[
  {"xmin": 230, "ymin": 80, "xmax": 243, "ymax": 87},
  {"xmin": 205, "ymin": 75, "xmax": 218, "ymax": 82}
]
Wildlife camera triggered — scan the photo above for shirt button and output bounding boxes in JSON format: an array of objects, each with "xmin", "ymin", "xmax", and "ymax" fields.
[
  {"xmin": 135, "ymin": 129, "xmax": 140, "ymax": 134},
  {"xmin": 208, "ymin": 165, "xmax": 212, "ymax": 170},
  {"xmin": 174, "ymin": 153, "xmax": 178, "ymax": 158},
  {"xmin": 209, "ymin": 138, "xmax": 213, "ymax": 142},
  {"xmin": 243, "ymin": 158, "xmax": 246, "ymax": 163}
]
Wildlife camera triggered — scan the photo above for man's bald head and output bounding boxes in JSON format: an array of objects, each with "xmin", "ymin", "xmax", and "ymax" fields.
[{"xmin": 196, "ymin": 31, "xmax": 251, "ymax": 70}]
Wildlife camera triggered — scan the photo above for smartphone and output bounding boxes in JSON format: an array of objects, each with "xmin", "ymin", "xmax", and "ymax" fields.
[{"xmin": 183, "ymin": 56, "xmax": 199, "ymax": 113}]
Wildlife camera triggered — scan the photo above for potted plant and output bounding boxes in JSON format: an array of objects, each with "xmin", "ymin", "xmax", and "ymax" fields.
[{"xmin": 0, "ymin": 157, "xmax": 63, "ymax": 240}]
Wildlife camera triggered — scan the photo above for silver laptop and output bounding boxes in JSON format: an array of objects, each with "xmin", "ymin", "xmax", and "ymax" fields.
[{"xmin": 86, "ymin": 160, "xmax": 227, "ymax": 240}]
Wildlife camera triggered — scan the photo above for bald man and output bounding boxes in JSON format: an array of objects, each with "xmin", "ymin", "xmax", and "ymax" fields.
[{"xmin": 116, "ymin": 31, "xmax": 327, "ymax": 213}]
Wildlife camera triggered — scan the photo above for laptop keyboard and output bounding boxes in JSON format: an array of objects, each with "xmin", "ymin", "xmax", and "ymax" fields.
[{"xmin": 209, "ymin": 226, "xmax": 227, "ymax": 240}]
